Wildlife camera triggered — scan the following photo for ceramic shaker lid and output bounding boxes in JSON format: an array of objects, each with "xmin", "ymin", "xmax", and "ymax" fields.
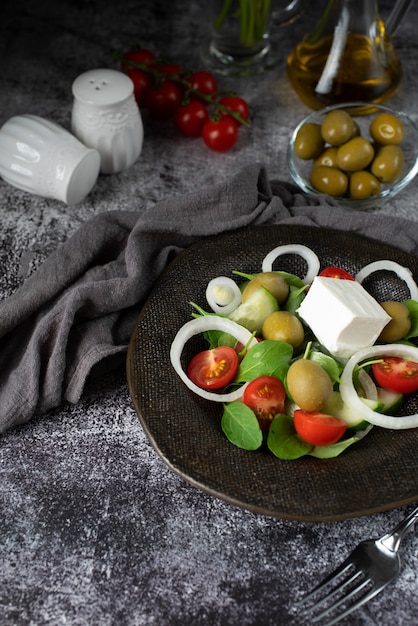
[{"xmin": 72, "ymin": 68, "xmax": 134, "ymax": 106}]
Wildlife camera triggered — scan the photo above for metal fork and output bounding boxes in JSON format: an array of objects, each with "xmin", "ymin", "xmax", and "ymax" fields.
[{"xmin": 293, "ymin": 505, "xmax": 418, "ymax": 625}]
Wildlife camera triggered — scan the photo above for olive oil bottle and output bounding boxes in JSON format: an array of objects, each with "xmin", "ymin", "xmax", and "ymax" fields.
[{"xmin": 286, "ymin": 0, "xmax": 410, "ymax": 112}]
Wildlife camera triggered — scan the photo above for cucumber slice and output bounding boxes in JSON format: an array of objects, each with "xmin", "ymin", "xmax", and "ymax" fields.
[
  {"xmin": 228, "ymin": 286, "xmax": 278, "ymax": 335},
  {"xmin": 376, "ymin": 387, "xmax": 403, "ymax": 413},
  {"xmin": 322, "ymin": 391, "xmax": 373, "ymax": 430}
]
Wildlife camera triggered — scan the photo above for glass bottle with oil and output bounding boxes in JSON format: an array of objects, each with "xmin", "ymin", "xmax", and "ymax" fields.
[{"xmin": 286, "ymin": 0, "xmax": 414, "ymax": 113}]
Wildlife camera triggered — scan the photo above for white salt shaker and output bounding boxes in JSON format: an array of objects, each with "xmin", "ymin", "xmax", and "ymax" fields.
[
  {"xmin": 71, "ymin": 68, "xmax": 143, "ymax": 174},
  {"xmin": 0, "ymin": 114, "xmax": 101, "ymax": 204}
]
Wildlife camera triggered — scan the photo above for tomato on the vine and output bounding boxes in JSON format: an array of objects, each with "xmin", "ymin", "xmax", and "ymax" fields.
[
  {"xmin": 293, "ymin": 410, "xmax": 347, "ymax": 446},
  {"xmin": 121, "ymin": 48, "xmax": 156, "ymax": 70},
  {"xmin": 218, "ymin": 95, "xmax": 249, "ymax": 125},
  {"xmin": 188, "ymin": 70, "xmax": 218, "ymax": 101},
  {"xmin": 126, "ymin": 68, "xmax": 152, "ymax": 107},
  {"xmin": 319, "ymin": 266, "xmax": 355, "ymax": 280},
  {"xmin": 174, "ymin": 101, "xmax": 209, "ymax": 137},
  {"xmin": 156, "ymin": 63, "xmax": 183, "ymax": 78},
  {"xmin": 243, "ymin": 375, "xmax": 286, "ymax": 431},
  {"xmin": 202, "ymin": 117, "xmax": 238, "ymax": 152},
  {"xmin": 187, "ymin": 346, "xmax": 239, "ymax": 390},
  {"xmin": 145, "ymin": 80, "xmax": 182, "ymax": 120},
  {"xmin": 372, "ymin": 356, "xmax": 418, "ymax": 394}
]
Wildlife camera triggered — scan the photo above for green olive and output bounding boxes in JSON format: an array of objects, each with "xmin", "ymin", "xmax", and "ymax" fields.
[
  {"xmin": 294, "ymin": 123, "xmax": 325, "ymax": 160},
  {"xmin": 321, "ymin": 110, "xmax": 355, "ymax": 146},
  {"xmin": 242, "ymin": 272, "xmax": 289, "ymax": 305},
  {"xmin": 262, "ymin": 311, "xmax": 304, "ymax": 348},
  {"xmin": 378, "ymin": 301, "xmax": 411, "ymax": 342},
  {"xmin": 313, "ymin": 146, "xmax": 339, "ymax": 168},
  {"xmin": 351, "ymin": 120, "xmax": 361, "ymax": 138},
  {"xmin": 371, "ymin": 145, "xmax": 405, "ymax": 183},
  {"xmin": 349, "ymin": 170, "xmax": 381, "ymax": 199},
  {"xmin": 336, "ymin": 137, "xmax": 375, "ymax": 171},
  {"xmin": 369, "ymin": 112, "xmax": 405, "ymax": 145},
  {"xmin": 310, "ymin": 165, "xmax": 348, "ymax": 196},
  {"xmin": 286, "ymin": 359, "xmax": 333, "ymax": 412}
]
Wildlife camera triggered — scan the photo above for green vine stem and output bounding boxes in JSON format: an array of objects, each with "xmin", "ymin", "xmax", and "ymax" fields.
[
  {"xmin": 117, "ymin": 53, "xmax": 250, "ymax": 127},
  {"xmin": 214, "ymin": 0, "xmax": 271, "ymax": 47}
]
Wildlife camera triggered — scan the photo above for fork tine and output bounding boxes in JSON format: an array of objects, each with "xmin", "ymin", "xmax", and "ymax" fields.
[
  {"xmin": 316, "ymin": 581, "xmax": 389, "ymax": 626},
  {"xmin": 311, "ymin": 577, "xmax": 372, "ymax": 622},
  {"xmin": 302, "ymin": 567, "xmax": 365, "ymax": 616},
  {"xmin": 294, "ymin": 553, "xmax": 355, "ymax": 607}
]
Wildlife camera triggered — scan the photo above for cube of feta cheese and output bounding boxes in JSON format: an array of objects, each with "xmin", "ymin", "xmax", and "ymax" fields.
[{"xmin": 297, "ymin": 276, "xmax": 391, "ymax": 359}]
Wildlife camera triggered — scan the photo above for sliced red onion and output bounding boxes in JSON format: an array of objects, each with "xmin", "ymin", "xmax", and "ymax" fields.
[
  {"xmin": 170, "ymin": 316, "xmax": 258, "ymax": 402},
  {"xmin": 355, "ymin": 260, "xmax": 418, "ymax": 301},
  {"xmin": 340, "ymin": 344, "xmax": 418, "ymax": 429},
  {"xmin": 261, "ymin": 244, "xmax": 320, "ymax": 285},
  {"xmin": 206, "ymin": 276, "xmax": 242, "ymax": 315}
]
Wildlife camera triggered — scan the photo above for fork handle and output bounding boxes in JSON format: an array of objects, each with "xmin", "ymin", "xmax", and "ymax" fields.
[{"xmin": 380, "ymin": 505, "xmax": 418, "ymax": 552}]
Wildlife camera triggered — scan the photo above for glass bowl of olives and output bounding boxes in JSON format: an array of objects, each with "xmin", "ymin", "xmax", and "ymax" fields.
[{"xmin": 287, "ymin": 102, "xmax": 418, "ymax": 209}]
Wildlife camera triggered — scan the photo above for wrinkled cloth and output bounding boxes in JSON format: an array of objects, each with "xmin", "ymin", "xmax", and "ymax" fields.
[{"xmin": 1, "ymin": 164, "xmax": 418, "ymax": 433}]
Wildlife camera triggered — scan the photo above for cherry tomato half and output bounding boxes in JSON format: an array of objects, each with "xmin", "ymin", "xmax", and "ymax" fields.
[
  {"xmin": 174, "ymin": 101, "xmax": 209, "ymax": 137},
  {"xmin": 145, "ymin": 80, "xmax": 182, "ymax": 120},
  {"xmin": 371, "ymin": 356, "xmax": 418, "ymax": 394},
  {"xmin": 319, "ymin": 266, "xmax": 355, "ymax": 280},
  {"xmin": 202, "ymin": 117, "xmax": 238, "ymax": 152},
  {"xmin": 293, "ymin": 410, "xmax": 347, "ymax": 446},
  {"xmin": 242, "ymin": 375, "xmax": 286, "ymax": 431},
  {"xmin": 218, "ymin": 95, "xmax": 250, "ymax": 125},
  {"xmin": 187, "ymin": 346, "xmax": 239, "ymax": 390}
]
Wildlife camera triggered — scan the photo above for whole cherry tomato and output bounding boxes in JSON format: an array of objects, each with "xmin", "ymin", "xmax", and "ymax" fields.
[
  {"xmin": 156, "ymin": 63, "xmax": 183, "ymax": 78},
  {"xmin": 121, "ymin": 48, "xmax": 156, "ymax": 71},
  {"xmin": 218, "ymin": 95, "xmax": 250, "ymax": 125},
  {"xmin": 174, "ymin": 101, "xmax": 209, "ymax": 137},
  {"xmin": 202, "ymin": 117, "xmax": 239, "ymax": 152},
  {"xmin": 146, "ymin": 80, "xmax": 182, "ymax": 120},
  {"xmin": 188, "ymin": 70, "xmax": 218, "ymax": 101},
  {"xmin": 126, "ymin": 68, "xmax": 151, "ymax": 107}
]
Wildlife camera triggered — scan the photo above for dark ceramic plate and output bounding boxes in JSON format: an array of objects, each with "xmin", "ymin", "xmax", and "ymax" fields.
[{"xmin": 127, "ymin": 225, "xmax": 418, "ymax": 522}]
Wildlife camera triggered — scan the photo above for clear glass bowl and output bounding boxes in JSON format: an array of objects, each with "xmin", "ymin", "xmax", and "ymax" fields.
[{"xmin": 287, "ymin": 102, "xmax": 418, "ymax": 210}]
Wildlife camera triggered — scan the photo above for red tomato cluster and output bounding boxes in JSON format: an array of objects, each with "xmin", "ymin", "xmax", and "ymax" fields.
[{"xmin": 120, "ymin": 48, "xmax": 250, "ymax": 152}]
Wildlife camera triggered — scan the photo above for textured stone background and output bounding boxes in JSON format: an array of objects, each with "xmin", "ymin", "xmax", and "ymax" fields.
[{"xmin": 0, "ymin": 1, "xmax": 417, "ymax": 625}]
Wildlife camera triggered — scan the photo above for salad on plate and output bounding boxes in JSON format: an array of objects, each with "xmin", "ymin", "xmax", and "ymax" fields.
[{"xmin": 170, "ymin": 243, "xmax": 418, "ymax": 460}]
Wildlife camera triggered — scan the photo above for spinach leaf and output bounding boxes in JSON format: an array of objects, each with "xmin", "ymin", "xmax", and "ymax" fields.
[
  {"xmin": 221, "ymin": 402, "xmax": 263, "ymax": 450},
  {"xmin": 267, "ymin": 414, "xmax": 312, "ymax": 459},
  {"xmin": 235, "ymin": 340, "xmax": 293, "ymax": 383},
  {"xmin": 284, "ymin": 285, "xmax": 308, "ymax": 314},
  {"xmin": 309, "ymin": 426, "xmax": 373, "ymax": 458},
  {"xmin": 276, "ymin": 271, "xmax": 305, "ymax": 289},
  {"xmin": 309, "ymin": 350, "xmax": 342, "ymax": 384}
]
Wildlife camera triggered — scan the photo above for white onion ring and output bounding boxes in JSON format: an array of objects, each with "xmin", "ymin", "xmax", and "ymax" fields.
[
  {"xmin": 355, "ymin": 260, "xmax": 418, "ymax": 301},
  {"xmin": 206, "ymin": 276, "xmax": 242, "ymax": 315},
  {"xmin": 358, "ymin": 367, "xmax": 378, "ymax": 401},
  {"xmin": 340, "ymin": 343, "xmax": 418, "ymax": 429},
  {"xmin": 261, "ymin": 244, "xmax": 320, "ymax": 285},
  {"xmin": 170, "ymin": 316, "xmax": 258, "ymax": 402}
]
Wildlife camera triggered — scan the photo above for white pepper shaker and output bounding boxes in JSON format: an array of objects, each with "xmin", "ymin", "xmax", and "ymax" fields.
[{"xmin": 71, "ymin": 68, "xmax": 143, "ymax": 174}]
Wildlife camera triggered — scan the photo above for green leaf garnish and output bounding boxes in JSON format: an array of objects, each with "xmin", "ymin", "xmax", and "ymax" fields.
[{"xmin": 221, "ymin": 402, "xmax": 263, "ymax": 450}]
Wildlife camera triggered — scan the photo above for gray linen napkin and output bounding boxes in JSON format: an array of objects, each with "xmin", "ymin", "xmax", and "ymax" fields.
[{"xmin": 1, "ymin": 164, "xmax": 418, "ymax": 433}]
